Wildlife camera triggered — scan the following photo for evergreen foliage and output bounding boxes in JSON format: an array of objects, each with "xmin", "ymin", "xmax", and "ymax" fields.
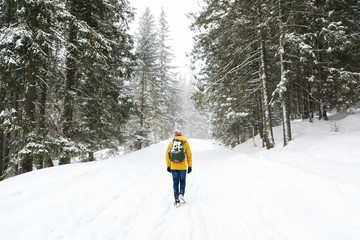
[
  {"xmin": 0, "ymin": 0, "xmax": 135, "ymax": 179},
  {"xmin": 190, "ymin": 0, "xmax": 360, "ymax": 148},
  {"xmin": 62, "ymin": 0, "xmax": 134, "ymax": 162},
  {"xmin": 157, "ymin": 9, "xmax": 184, "ymax": 139},
  {"xmin": 128, "ymin": 7, "xmax": 183, "ymax": 150},
  {"xmin": 2, "ymin": 0, "xmax": 358, "ymax": 180}
]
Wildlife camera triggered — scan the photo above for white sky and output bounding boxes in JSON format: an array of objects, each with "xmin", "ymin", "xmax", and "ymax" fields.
[{"xmin": 129, "ymin": 0, "xmax": 203, "ymax": 73}]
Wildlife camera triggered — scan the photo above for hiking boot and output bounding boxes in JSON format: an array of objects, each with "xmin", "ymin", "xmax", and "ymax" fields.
[{"xmin": 179, "ymin": 193, "xmax": 185, "ymax": 204}]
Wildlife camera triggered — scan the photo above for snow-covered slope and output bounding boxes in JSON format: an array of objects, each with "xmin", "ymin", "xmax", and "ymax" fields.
[{"xmin": 1, "ymin": 111, "xmax": 360, "ymax": 240}]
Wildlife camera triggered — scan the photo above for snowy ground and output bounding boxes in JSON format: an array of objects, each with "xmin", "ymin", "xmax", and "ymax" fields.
[{"xmin": 1, "ymin": 110, "xmax": 360, "ymax": 240}]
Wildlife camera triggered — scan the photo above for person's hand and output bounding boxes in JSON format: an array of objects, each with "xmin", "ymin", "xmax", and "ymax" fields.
[
  {"xmin": 167, "ymin": 167, "xmax": 171, "ymax": 173},
  {"xmin": 188, "ymin": 167, "xmax": 192, "ymax": 174}
]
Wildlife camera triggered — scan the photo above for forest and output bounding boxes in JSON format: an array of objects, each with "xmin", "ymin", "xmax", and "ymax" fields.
[
  {"xmin": 0, "ymin": 0, "xmax": 359, "ymax": 180},
  {"xmin": 191, "ymin": 0, "xmax": 360, "ymax": 148}
]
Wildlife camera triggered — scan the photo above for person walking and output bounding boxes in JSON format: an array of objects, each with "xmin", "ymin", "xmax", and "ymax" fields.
[{"xmin": 166, "ymin": 129, "xmax": 192, "ymax": 206}]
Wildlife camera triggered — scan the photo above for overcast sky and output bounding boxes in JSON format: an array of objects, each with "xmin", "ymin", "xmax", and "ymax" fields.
[{"xmin": 129, "ymin": 0, "xmax": 203, "ymax": 73}]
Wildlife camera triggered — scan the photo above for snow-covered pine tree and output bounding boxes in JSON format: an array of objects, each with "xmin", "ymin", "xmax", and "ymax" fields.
[
  {"xmin": 0, "ymin": 0, "xmax": 66, "ymax": 176},
  {"xmin": 190, "ymin": 0, "xmax": 275, "ymax": 148},
  {"xmin": 191, "ymin": 0, "xmax": 359, "ymax": 149},
  {"xmin": 62, "ymin": 0, "xmax": 77, "ymax": 142},
  {"xmin": 0, "ymin": 0, "xmax": 20, "ymax": 178},
  {"xmin": 301, "ymin": 0, "xmax": 360, "ymax": 119},
  {"xmin": 61, "ymin": 0, "xmax": 135, "ymax": 163},
  {"xmin": 178, "ymin": 67, "xmax": 211, "ymax": 139},
  {"xmin": 275, "ymin": 0, "xmax": 291, "ymax": 146},
  {"xmin": 316, "ymin": 0, "xmax": 360, "ymax": 113},
  {"xmin": 130, "ymin": 7, "xmax": 158, "ymax": 149},
  {"xmin": 272, "ymin": 0, "xmax": 319, "ymax": 145},
  {"xmin": 157, "ymin": 8, "xmax": 183, "ymax": 139},
  {"xmin": 1, "ymin": 0, "xmax": 136, "ymax": 179},
  {"xmin": 256, "ymin": 1, "xmax": 275, "ymax": 149},
  {"xmin": 272, "ymin": 0, "xmax": 311, "ymax": 146}
]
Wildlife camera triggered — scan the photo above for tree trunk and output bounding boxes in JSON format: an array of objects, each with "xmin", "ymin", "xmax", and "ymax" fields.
[
  {"xmin": 305, "ymin": 79, "xmax": 314, "ymax": 122},
  {"xmin": 281, "ymin": 94, "xmax": 292, "ymax": 145},
  {"xmin": 88, "ymin": 151, "xmax": 94, "ymax": 162},
  {"xmin": 322, "ymin": 103, "xmax": 328, "ymax": 120},
  {"xmin": 0, "ymin": 129, "xmax": 3, "ymax": 179},
  {"xmin": 4, "ymin": 133, "xmax": 12, "ymax": 178},
  {"xmin": 259, "ymin": 30, "xmax": 274, "ymax": 149},
  {"xmin": 140, "ymin": 71, "xmax": 145, "ymax": 129},
  {"xmin": 63, "ymin": 17, "xmax": 77, "ymax": 138},
  {"xmin": 139, "ymin": 71, "xmax": 146, "ymax": 149},
  {"xmin": 296, "ymin": 84, "xmax": 302, "ymax": 119},
  {"xmin": 318, "ymin": 82, "xmax": 328, "ymax": 120},
  {"xmin": 256, "ymin": 93, "xmax": 265, "ymax": 147},
  {"xmin": 39, "ymin": 79, "xmax": 47, "ymax": 134},
  {"xmin": 38, "ymin": 79, "xmax": 48, "ymax": 168},
  {"xmin": 24, "ymin": 53, "xmax": 36, "ymax": 123},
  {"xmin": 23, "ymin": 50, "xmax": 36, "ymax": 173},
  {"xmin": 43, "ymin": 157, "xmax": 54, "ymax": 168},
  {"xmin": 62, "ymin": 31, "xmax": 81, "ymax": 161},
  {"xmin": 278, "ymin": 0, "xmax": 292, "ymax": 146}
]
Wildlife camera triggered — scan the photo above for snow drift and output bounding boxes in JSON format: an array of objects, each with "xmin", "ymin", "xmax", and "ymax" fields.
[{"xmin": 1, "ymin": 110, "xmax": 360, "ymax": 240}]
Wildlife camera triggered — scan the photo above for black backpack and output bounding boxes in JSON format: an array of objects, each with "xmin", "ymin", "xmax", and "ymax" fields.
[{"xmin": 168, "ymin": 139, "xmax": 185, "ymax": 162}]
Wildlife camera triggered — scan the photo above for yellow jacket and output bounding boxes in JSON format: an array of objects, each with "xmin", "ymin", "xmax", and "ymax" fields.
[{"xmin": 166, "ymin": 137, "xmax": 192, "ymax": 170}]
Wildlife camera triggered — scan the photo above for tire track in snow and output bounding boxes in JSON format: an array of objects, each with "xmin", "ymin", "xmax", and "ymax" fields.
[{"xmin": 187, "ymin": 169, "xmax": 207, "ymax": 240}]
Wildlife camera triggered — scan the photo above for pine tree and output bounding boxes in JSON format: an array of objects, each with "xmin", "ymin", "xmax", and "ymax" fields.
[
  {"xmin": 127, "ymin": 7, "xmax": 184, "ymax": 148},
  {"xmin": 61, "ymin": 0, "xmax": 135, "ymax": 162},
  {"xmin": 190, "ymin": 0, "xmax": 275, "ymax": 148},
  {"xmin": 0, "ymin": 0, "xmax": 136, "ymax": 179},
  {"xmin": 191, "ymin": 0, "xmax": 359, "ymax": 148},
  {"xmin": 0, "ymin": 0, "xmax": 67, "ymax": 175},
  {"xmin": 0, "ymin": 0, "xmax": 20, "ymax": 178},
  {"xmin": 157, "ymin": 8, "xmax": 183, "ymax": 139},
  {"xmin": 299, "ymin": 0, "xmax": 360, "ymax": 119},
  {"xmin": 130, "ymin": 7, "xmax": 158, "ymax": 149}
]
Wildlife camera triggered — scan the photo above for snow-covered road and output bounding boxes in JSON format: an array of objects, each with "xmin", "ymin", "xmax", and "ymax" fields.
[{"xmin": 1, "ymin": 112, "xmax": 360, "ymax": 240}]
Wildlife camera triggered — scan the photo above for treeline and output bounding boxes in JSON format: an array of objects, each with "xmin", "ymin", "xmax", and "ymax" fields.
[
  {"xmin": 190, "ymin": 0, "xmax": 360, "ymax": 148},
  {"xmin": 127, "ymin": 7, "xmax": 184, "ymax": 150},
  {"xmin": 0, "ymin": 1, "xmax": 181, "ymax": 180}
]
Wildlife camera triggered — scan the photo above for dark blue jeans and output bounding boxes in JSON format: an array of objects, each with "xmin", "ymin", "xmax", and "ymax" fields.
[{"xmin": 171, "ymin": 170, "xmax": 186, "ymax": 200}]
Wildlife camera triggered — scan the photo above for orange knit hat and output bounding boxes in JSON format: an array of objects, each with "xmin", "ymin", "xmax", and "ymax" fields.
[{"xmin": 174, "ymin": 129, "xmax": 182, "ymax": 137}]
